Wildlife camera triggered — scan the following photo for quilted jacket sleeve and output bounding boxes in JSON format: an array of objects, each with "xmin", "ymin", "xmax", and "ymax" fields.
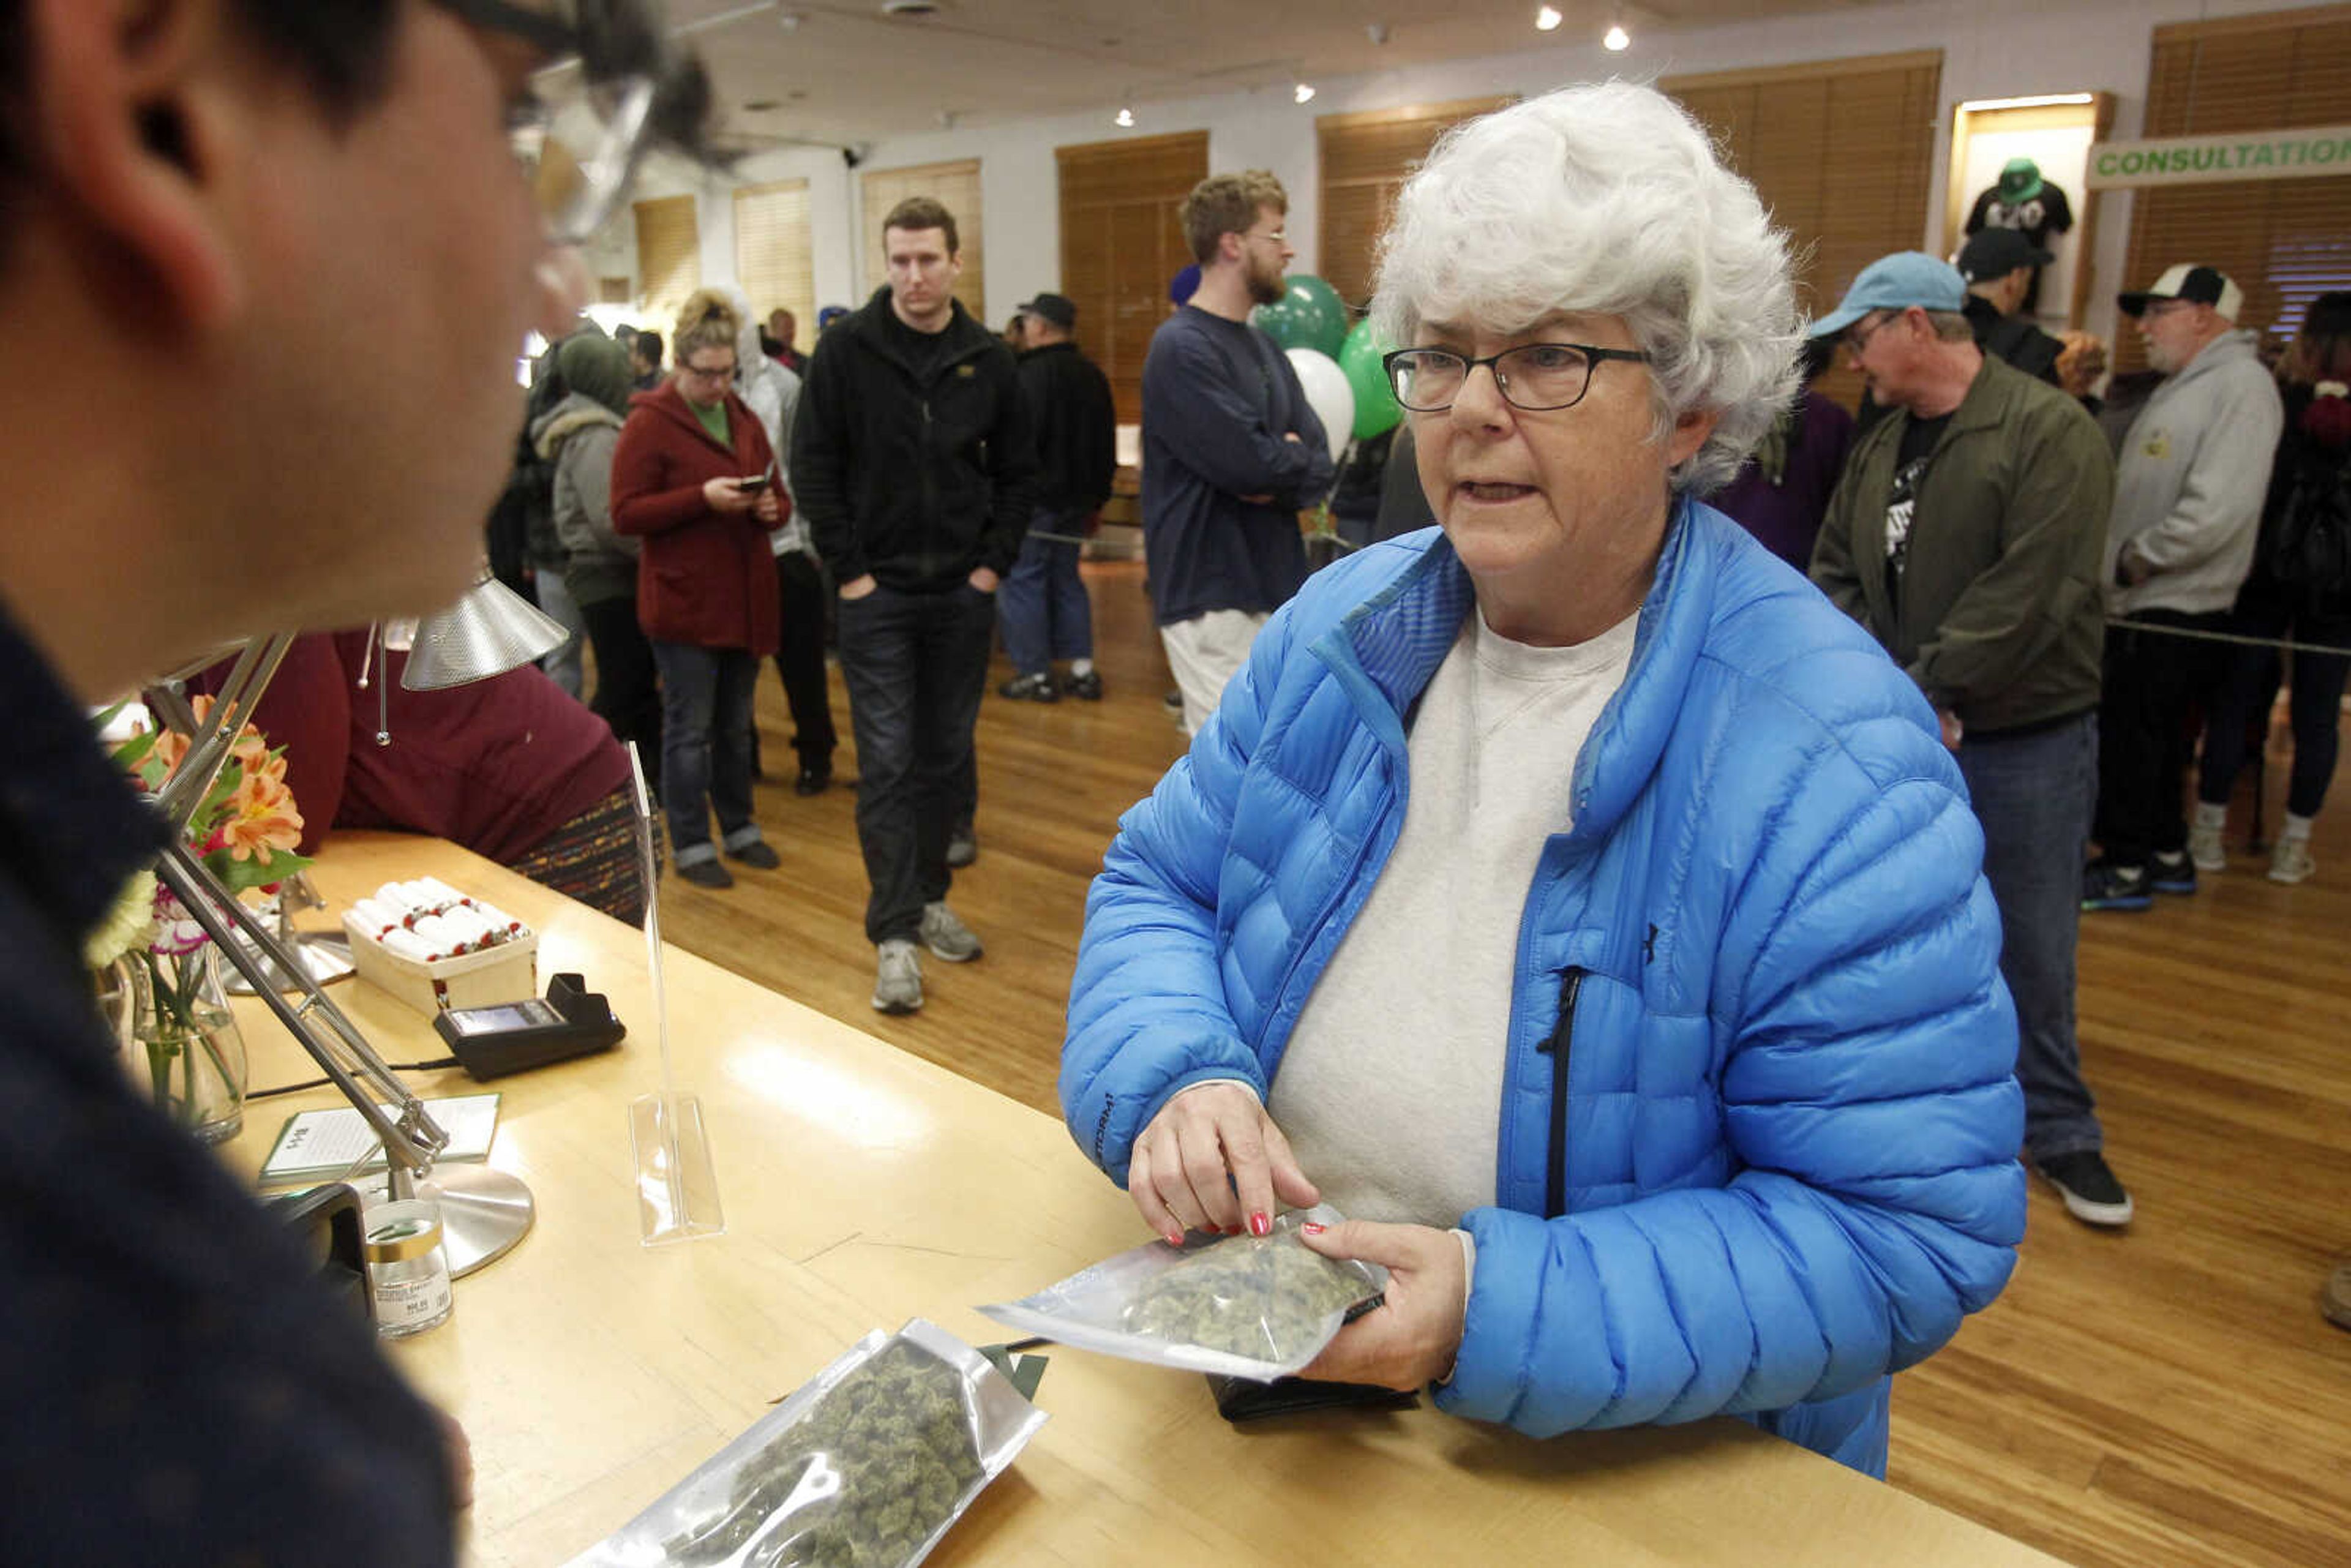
[
  {"xmin": 1440, "ymin": 716, "xmax": 2025, "ymax": 1436},
  {"xmin": 1059, "ymin": 611, "xmax": 1297, "ymax": 1182}
]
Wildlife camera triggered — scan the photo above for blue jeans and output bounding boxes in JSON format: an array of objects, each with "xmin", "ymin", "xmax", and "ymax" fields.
[
  {"xmin": 997, "ymin": 509, "xmax": 1093, "ymax": 677},
  {"xmin": 648, "ymin": 640, "xmax": 763, "ymax": 866},
  {"xmin": 532, "ymin": 570, "xmax": 588, "ymax": 702},
  {"xmin": 1957, "ymin": 711, "xmax": 2102, "ymax": 1160},
  {"xmin": 836, "ymin": 582, "xmax": 997, "ymax": 943}
]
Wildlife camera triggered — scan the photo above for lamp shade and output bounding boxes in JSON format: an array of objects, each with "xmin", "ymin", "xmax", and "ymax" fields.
[{"xmin": 402, "ymin": 572, "xmax": 568, "ymax": 691}]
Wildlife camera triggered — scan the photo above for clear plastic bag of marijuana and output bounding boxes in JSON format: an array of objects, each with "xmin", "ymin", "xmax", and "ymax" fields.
[
  {"xmin": 975, "ymin": 1204, "xmax": 1387, "ymax": 1382},
  {"xmin": 565, "ymin": 1318, "xmax": 1047, "ymax": 1568}
]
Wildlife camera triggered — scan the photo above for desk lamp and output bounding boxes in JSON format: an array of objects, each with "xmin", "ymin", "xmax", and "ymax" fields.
[{"xmin": 147, "ymin": 576, "xmax": 565, "ymax": 1277}]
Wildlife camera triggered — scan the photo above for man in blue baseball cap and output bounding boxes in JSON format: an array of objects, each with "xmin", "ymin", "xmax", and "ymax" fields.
[{"xmin": 1810, "ymin": 251, "xmax": 2135, "ymax": 1232}]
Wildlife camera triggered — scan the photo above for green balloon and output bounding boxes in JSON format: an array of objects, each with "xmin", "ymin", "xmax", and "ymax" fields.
[
  {"xmin": 1338, "ymin": 317, "xmax": 1402, "ymax": 440},
  {"xmin": 1251, "ymin": 276, "xmax": 1348, "ymax": 359},
  {"xmin": 1286, "ymin": 276, "xmax": 1349, "ymax": 358}
]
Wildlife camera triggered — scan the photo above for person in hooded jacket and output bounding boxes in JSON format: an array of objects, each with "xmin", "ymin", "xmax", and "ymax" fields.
[
  {"xmin": 1061, "ymin": 84, "xmax": 2022, "ymax": 1480},
  {"xmin": 535, "ymin": 332, "xmax": 661, "ymax": 789},
  {"xmin": 722, "ymin": 287, "xmax": 836, "ymax": 794},
  {"xmin": 612, "ymin": 288, "xmax": 783, "ymax": 890}
]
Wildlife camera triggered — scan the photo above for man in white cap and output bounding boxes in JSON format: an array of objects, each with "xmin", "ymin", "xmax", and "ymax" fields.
[
  {"xmin": 1810, "ymin": 252, "xmax": 2128, "ymax": 1229},
  {"xmin": 2082, "ymin": 266, "xmax": 2284, "ymax": 912}
]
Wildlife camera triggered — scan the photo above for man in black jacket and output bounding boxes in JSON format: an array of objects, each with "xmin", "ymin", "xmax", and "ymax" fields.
[
  {"xmin": 999, "ymin": 293, "xmax": 1116, "ymax": 703},
  {"xmin": 790, "ymin": 197, "xmax": 1039, "ymax": 1015},
  {"xmin": 0, "ymin": 2, "xmax": 710, "ymax": 1562},
  {"xmin": 1957, "ymin": 228, "xmax": 2064, "ymax": 386}
]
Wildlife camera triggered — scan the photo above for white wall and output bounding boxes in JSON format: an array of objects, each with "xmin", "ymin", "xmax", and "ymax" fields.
[{"xmin": 623, "ymin": 0, "xmax": 2334, "ymax": 349}]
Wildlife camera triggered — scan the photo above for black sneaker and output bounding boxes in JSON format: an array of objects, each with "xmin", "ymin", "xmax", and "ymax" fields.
[
  {"xmin": 2036, "ymin": 1150, "xmax": 2134, "ymax": 1227},
  {"xmin": 998, "ymin": 672, "xmax": 1059, "ymax": 702},
  {"xmin": 2148, "ymin": 849, "xmax": 2197, "ymax": 895},
  {"xmin": 675, "ymin": 858, "xmax": 733, "ymax": 889},
  {"xmin": 2081, "ymin": 860, "xmax": 2153, "ymax": 912},
  {"xmin": 1062, "ymin": 670, "xmax": 1104, "ymax": 700},
  {"xmin": 727, "ymin": 840, "xmax": 781, "ymax": 870},
  {"xmin": 794, "ymin": 765, "xmax": 831, "ymax": 797},
  {"xmin": 946, "ymin": 826, "xmax": 977, "ymax": 868},
  {"xmin": 1162, "ymin": 689, "xmax": 1183, "ymax": 716}
]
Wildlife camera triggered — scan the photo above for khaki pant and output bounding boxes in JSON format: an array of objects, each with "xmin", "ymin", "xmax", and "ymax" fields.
[{"xmin": 1160, "ymin": 609, "xmax": 1272, "ymax": 737}]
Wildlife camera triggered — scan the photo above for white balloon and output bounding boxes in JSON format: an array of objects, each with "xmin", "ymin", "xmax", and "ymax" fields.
[{"xmin": 1284, "ymin": 348, "xmax": 1354, "ymax": 463}]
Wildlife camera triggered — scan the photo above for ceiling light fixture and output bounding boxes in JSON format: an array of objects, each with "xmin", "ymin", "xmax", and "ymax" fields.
[
  {"xmin": 1535, "ymin": 6, "xmax": 1562, "ymax": 29},
  {"xmin": 1294, "ymin": 82, "xmax": 1316, "ymax": 105},
  {"xmin": 1603, "ymin": 21, "xmax": 1631, "ymax": 48},
  {"xmin": 1116, "ymin": 105, "xmax": 1134, "ymax": 128}
]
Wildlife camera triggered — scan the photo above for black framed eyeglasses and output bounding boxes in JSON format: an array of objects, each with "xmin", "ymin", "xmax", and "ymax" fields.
[
  {"xmin": 1842, "ymin": 310, "xmax": 1899, "ymax": 357},
  {"xmin": 1382, "ymin": 343, "xmax": 1651, "ymax": 413}
]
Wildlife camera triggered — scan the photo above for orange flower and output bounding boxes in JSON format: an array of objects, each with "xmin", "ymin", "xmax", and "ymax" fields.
[
  {"xmin": 222, "ymin": 769, "xmax": 304, "ymax": 862},
  {"xmin": 143, "ymin": 694, "xmax": 269, "ymax": 786}
]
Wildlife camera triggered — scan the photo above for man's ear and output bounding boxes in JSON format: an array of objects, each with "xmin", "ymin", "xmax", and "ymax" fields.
[{"xmin": 29, "ymin": 0, "xmax": 244, "ymax": 331}]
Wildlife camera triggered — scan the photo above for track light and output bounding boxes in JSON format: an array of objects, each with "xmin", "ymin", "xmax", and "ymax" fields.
[
  {"xmin": 1294, "ymin": 82, "xmax": 1316, "ymax": 104},
  {"xmin": 1535, "ymin": 6, "xmax": 1562, "ymax": 29},
  {"xmin": 1604, "ymin": 21, "xmax": 1630, "ymax": 48},
  {"xmin": 1115, "ymin": 105, "xmax": 1134, "ymax": 127}
]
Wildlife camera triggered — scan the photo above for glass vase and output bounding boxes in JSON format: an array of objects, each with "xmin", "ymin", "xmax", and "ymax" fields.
[{"xmin": 126, "ymin": 943, "xmax": 249, "ymax": 1144}]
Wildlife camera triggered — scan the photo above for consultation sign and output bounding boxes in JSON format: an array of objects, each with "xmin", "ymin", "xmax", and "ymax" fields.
[{"xmin": 2087, "ymin": 125, "xmax": 2351, "ymax": 189}]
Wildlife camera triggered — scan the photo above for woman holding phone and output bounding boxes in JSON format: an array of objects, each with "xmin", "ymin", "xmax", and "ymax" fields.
[{"xmin": 612, "ymin": 288, "xmax": 784, "ymax": 888}]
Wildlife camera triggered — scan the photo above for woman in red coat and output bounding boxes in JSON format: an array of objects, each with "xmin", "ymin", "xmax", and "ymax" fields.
[{"xmin": 611, "ymin": 290, "xmax": 784, "ymax": 888}]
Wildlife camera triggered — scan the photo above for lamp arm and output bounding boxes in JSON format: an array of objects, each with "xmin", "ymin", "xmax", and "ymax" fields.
[
  {"xmin": 151, "ymin": 632, "xmax": 296, "ymax": 831},
  {"xmin": 152, "ymin": 839, "xmax": 450, "ymax": 1182}
]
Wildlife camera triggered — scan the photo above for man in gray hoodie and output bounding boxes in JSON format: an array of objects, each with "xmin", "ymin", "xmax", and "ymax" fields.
[{"xmin": 2084, "ymin": 266, "xmax": 2285, "ymax": 912}]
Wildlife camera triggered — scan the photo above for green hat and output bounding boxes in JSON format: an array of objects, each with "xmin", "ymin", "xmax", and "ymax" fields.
[
  {"xmin": 557, "ymin": 332, "xmax": 634, "ymax": 418},
  {"xmin": 1998, "ymin": 158, "xmax": 2043, "ymax": 204}
]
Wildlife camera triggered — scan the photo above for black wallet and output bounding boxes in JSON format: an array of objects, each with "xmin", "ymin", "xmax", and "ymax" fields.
[{"xmin": 1208, "ymin": 1373, "xmax": 1419, "ymax": 1422}]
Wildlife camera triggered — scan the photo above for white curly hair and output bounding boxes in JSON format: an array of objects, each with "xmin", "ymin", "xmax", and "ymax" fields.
[{"xmin": 1369, "ymin": 81, "xmax": 1802, "ymax": 496}]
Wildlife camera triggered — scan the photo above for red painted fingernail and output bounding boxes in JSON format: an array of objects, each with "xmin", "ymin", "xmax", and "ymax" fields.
[
  {"xmin": 1165, "ymin": 1229, "xmax": 1185, "ymax": 1247},
  {"xmin": 1300, "ymin": 1221, "xmax": 1325, "ymax": 1236},
  {"xmin": 1250, "ymin": 1212, "xmax": 1271, "ymax": 1237}
]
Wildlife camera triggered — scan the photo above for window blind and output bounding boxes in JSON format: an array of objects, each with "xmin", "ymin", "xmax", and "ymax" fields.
[
  {"xmin": 2117, "ymin": 4, "xmax": 2351, "ymax": 372},
  {"xmin": 1057, "ymin": 130, "xmax": 1209, "ymax": 423},
  {"xmin": 733, "ymin": 178, "xmax": 816, "ymax": 347}
]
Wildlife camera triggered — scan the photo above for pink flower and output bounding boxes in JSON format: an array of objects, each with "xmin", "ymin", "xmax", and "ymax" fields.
[{"xmin": 148, "ymin": 887, "xmax": 209, "ymax": 956}]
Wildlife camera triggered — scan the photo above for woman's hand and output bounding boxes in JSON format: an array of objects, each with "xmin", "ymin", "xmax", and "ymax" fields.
[
  {"xmin": 1295, "ymin": 1218, "xmax": 1468, "ymax": 1392},
  {"xmin": 703, "ymin": 477, "xmax": 756, "ymax": 514},
  {"xmin": 838, "ymin": 574, "xmax": 879, "ymax": 601},
  {"xmin": 1128, "ymin": 1082, "xmax": 1319, "ymax": 1245},
  {"xmin": 754, "ymin": 487, "xmax": 782, "ymax": 524}
]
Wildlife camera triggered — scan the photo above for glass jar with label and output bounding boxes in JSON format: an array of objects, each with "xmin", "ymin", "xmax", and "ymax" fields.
[{"xmin": 364, "ymin": 1196, "xmax": 454, "ymax": 1338}]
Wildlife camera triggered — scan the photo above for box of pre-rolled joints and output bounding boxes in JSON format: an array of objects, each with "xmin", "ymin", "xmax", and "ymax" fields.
[{"xmin": 342, "ymin": 876, "xmax": 538, "ymax": 1018}]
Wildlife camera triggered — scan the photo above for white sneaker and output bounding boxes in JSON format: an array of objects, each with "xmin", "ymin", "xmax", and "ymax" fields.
[
  {"xmin": 872, "ymin": 939, "xmax": 923, "ymax": 1013},
  {"xmin": 2268, "ymin": 837, "xmax": 2317, "ymax": 885},
  {"xmin": 918, "ymin": 901, "xmax": 983, "ymax": 962},
  {"xmin": 2187, "ymin": 822, "xmax": 2227, "ymax": 872}
]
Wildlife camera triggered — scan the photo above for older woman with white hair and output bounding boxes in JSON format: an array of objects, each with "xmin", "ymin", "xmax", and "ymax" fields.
[{"xmin": 1060, "ymin": 81, "xmax": 2024, "ymax": 1477}]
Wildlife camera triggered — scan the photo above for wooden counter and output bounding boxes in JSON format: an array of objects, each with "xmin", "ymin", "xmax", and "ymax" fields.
[{"xmin": 222, "ymin": 831, "xmax": 2063, "ymax": 1567}]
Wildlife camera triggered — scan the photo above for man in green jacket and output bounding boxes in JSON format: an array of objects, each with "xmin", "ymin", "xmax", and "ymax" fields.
[{"xmin": 1810, "ymin": 253, "xmax": 2130, "ymax": 1230}]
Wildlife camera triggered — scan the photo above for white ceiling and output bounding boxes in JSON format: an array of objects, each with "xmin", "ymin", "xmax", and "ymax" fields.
[{"xmin": 664, "ymin": 0, "xmax": 1880, "ymax": 151}]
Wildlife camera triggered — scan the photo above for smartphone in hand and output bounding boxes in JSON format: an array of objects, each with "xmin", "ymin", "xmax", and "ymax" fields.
[{"xmin": 737, "ymin": 474, "xmax": 772, "ymax": 492}]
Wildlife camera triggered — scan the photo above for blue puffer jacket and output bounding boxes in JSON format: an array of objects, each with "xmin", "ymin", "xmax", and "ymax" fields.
[{"xmin": 1062, "ymin": 502, "xmax": 2025, "ymax": 1476}]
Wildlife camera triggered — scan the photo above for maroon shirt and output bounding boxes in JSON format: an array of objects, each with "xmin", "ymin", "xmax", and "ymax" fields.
[
  {"xmin": 609, "ymin": 379, "xmax": 781, "ymax": 654},
  {"xmin": 229, "ymin": 631, "xmax": 629, "ymax": 862}
]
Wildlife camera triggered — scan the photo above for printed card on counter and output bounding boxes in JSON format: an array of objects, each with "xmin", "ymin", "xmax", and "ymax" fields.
[{"xmin": 258, "ymin": 1093, "xmax": 501, "ymax": 1187}]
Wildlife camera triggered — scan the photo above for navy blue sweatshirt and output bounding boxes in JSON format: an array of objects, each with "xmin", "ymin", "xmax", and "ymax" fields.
[{"xmin": 1139, "ymin": 306, "xmax": 1335, "ymax": 625}]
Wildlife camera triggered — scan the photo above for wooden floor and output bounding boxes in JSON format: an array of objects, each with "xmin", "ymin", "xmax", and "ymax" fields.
[{"xmin": 661, "ymin": 560, "xmax": 2351, "ymax": 1568}]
